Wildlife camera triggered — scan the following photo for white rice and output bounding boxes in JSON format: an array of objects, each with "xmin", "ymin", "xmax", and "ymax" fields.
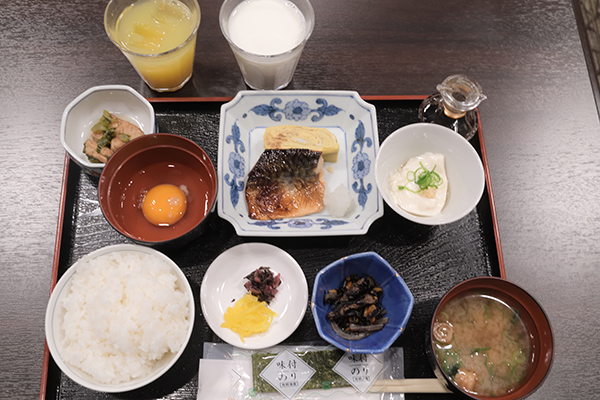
[{"xmin": 60, "ymin": 251, "xmax": 190, "ymax": 385}]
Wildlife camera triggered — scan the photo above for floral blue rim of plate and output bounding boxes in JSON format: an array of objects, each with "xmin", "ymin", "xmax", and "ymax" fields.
[{"xmin": 218, "ymin": 90, "xmax": 383, "ymax": 237}]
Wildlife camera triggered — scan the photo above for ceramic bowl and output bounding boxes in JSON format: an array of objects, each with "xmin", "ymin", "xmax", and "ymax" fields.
[
  {"xmin": 375, "ymin": 123, "xmax": 485, "ymax": 225},
  {"xmin": 98, "ymin": 133, "xmax": 217, "ymax": 249},
  {"xmin": 311, "ymin": 252, "xmax": 414, "ymax": 354},
  {"xmin": 60, "ymin": 85, "xmax": 156, "ymax": 176},
  {"xmin": 45, "ymin": 244, "xmax": 195, "ymax": 392},
  {"xmin": 428, "ymin": 277, "xmax": 554, "ymax": 399}
]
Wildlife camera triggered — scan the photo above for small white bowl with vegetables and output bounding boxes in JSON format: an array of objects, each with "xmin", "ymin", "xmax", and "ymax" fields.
[
  {"xmin": 375, "ymin": 123, "xmax": 485, "ymax": 225},
  {"xmin": 60, "ymin": 85, "xmax": 156, "ymax": 176}
]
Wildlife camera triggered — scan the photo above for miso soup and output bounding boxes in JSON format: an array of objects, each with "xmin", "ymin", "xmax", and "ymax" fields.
[{"xmin": 432, "ymin": 293, "xmax": 532, "ymax": 397}]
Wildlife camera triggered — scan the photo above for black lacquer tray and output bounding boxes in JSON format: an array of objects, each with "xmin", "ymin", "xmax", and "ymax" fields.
[{"xmin": 41, "ymin": 96, "xmax": 504, "ymax": 400}]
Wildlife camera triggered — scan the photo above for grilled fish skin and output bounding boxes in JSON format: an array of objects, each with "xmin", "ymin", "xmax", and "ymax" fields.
[{"xmin": 246, "ymin": 149, "xmax": 325, "ymax": 220}]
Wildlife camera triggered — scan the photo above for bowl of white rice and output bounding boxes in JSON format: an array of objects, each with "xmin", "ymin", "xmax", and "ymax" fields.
[{"xmin": 45, "ymin": 244, "xmax": 194, "ymax": 392}]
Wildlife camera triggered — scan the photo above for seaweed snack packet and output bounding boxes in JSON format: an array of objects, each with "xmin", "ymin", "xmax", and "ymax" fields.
[
  {"xmin": 199, "ymin": 343, "xmax": 405, "ymax": 400},
  {"xmin": 251, "ymin": 348, "xmax": 348, "ymax": 393}
]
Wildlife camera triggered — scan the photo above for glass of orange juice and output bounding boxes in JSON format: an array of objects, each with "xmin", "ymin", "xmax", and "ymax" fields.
[{"xmin": 105, "ymin": 0, "xmax": 201, "ymax": 92}]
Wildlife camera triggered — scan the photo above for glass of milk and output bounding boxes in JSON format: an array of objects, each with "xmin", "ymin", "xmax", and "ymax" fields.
[{"xmin": 219, "ymin": 0, "xmax": 315, "ymax": 90}]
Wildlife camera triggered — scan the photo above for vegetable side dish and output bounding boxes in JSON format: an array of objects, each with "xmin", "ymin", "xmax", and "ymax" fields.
[
  {"xmin": 83, "ymin": 110, "xmax": 144, "ymax": 163},
  {"xmin": 221, "ymin": 293, "xmax": 278, "ymax": 342},
  {"xmin": 221, "ymin": 267, "xmax": 282, "ymax": 341},
  {"xmin": 324, "ymin": 274, "xmax": 389, "ymax": 340},
  {"xmin": 244, "ymin": 266, "xmax": 281, "ymax": 304}
]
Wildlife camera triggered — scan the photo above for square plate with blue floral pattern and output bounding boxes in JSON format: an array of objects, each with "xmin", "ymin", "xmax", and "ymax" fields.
[{"xmin": 218, "ymin": 90, "xmax": 383, "ymax": 237}]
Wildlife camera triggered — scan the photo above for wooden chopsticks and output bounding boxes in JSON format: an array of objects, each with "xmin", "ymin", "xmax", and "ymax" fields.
[{"xmin": 369, "ymin": 378, "xmax": 452, "ymax": 393}]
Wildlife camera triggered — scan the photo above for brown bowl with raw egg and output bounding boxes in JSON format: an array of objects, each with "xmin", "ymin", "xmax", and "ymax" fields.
[{"xmin": 99, "ymin": 133, "xmax": 217, "ymax": 249}]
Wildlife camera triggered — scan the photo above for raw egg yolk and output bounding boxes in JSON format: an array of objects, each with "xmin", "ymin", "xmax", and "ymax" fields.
[{"xmin": 142, "ymin": 184, "xmax": 187, "ymax": 226}]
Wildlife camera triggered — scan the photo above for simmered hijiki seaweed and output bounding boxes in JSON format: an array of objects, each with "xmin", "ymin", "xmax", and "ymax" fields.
[{"xmin": 324, "ymin": 274, "xmax": 389, "ymax": 340}]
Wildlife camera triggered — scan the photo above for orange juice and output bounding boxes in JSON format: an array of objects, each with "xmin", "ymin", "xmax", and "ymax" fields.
[{"xmin": 108, "ymin": 0, "xmax": 200, "ymax": 91}]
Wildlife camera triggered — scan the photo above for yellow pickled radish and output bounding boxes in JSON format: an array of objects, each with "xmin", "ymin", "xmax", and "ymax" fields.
[{"xmin": 221, "ymin": 293, "xmax": 278, "ymax": 342}]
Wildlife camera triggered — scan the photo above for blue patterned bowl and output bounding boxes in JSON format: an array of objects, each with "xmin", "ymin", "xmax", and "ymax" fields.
[{"xmin": 311, "ymin": 252, "xmax": 414, "ymax": 353}]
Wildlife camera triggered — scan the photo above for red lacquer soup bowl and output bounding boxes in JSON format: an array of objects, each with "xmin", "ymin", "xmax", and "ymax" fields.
[{"xmin": 428, "ymin": 277, "xmax": 553, "ymax": 400}]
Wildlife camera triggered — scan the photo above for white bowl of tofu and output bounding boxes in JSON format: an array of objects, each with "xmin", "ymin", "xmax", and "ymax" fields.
[
  {"xmin": 375, "ymin": 123, "xmax": 485, "ymax": 225},
  {"xmin": 60, "ymin": 85, "xmax": 156, "ymax": 176}
]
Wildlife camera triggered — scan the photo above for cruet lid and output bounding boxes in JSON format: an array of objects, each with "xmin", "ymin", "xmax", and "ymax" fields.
[{"xmin": 436, "ymin": 75, "xmax": 486, "ymax": 118}]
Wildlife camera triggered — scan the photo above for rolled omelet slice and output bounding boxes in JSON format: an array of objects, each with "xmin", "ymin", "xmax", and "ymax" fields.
[{"xmin": 263, "ymin": 125, "xmax": 340, "ymax": 162}]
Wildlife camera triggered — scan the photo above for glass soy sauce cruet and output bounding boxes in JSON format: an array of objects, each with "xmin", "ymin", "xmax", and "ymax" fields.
[{"xmin": 418, "ymin": 74, "xmax": 486, "ymax": 141}]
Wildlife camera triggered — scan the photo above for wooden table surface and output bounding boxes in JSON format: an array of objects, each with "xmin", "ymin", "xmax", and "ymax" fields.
[{"xmin": 1, "ymin": 0, "xmax": 599, "ymax": 398}]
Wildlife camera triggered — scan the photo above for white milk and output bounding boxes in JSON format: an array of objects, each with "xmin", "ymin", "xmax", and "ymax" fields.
[
  {"xmin": 228, "ymin": 0, "xmax": 306, "ymax": 55},
  {"xmin": 224, "ymin": 0, "xmax": 311, "ymax": 90}
]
